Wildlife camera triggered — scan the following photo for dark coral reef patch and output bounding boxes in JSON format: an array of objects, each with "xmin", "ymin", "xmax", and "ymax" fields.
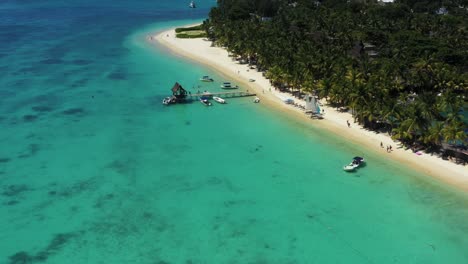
[
  {"xmin": 32, "ymin": 106, "xmax": 54, "ymax": 113},
  {"xmin": 107, "ymin": 71, "xmax": 127, "ymax": 80},
  {"xmin": 23, "ymin": 115, "xmax": 38, "ymax": 122},
  {"xmin": 8, "ymin": 232, "xmax": 78, "ymax": 264},
  {"xmin": 61, "ymin": 108, "xmax": 85, "ymax": 116},
  {"xmin": 0, "ymin": 157, "xmax": 11, "ymax": 163},
  {"xmin": 2, "ymin": 184, "xmax": 30, "ymax": 197}
]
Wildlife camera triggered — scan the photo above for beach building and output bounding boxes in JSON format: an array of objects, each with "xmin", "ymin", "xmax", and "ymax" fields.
[
  {"xmin": 363, "ymin": 42, "xmax": 379, "ymax": 57},
  {"xmin": 171, "ymin": 82, "xmax": 188, "ymax": 100},
  {"xmin": 436, "ymin": 7, "xmax": 449, "ymax": 15}
]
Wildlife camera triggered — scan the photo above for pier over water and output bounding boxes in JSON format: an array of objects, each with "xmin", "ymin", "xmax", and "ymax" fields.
[
  {"xmin": 188, "ymin": 91, "xmax": 256, "ymax": 99},
  {"xmin": 163, "ymin": 82, "xmax": 257, "ymax": 105}
]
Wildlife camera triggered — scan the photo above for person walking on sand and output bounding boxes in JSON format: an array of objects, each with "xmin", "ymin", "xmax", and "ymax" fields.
[
  {"xmin": 347, "ymin": 120, "xmax": 350, "ymax": 128},
  {"xmin": 380, "ymin": 142, "xmax": 384, "ymax": 148}
]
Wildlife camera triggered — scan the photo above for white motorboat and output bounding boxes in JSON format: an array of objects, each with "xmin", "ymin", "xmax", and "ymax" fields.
[
  {"xmin": 162, "ymin": 96, "xmax": 176, "ymax": 105},
  {"xmin": 253, "ymin": 97, "xmax": 260, "ymax": 103},
  {"xmin": 200, "ymin": 98, "xmax": 212, "ymax": 106},
  {"xmin": 213, "ymin": 96, "xmax": 226, "ymax": 104},
  {"xmin": 189, "ymin": 1, "xmax": 196, "ymax": 8},
  {"xmin": 343, "ymin": 157, "xmax": 365, "ymax": 172},
  {"xmin": 200, "ymin": 75, "xmax": 214, "ymax": 82},
  {"xmin": 220, "ymin": 82, "xmax": 238, "ymax": 89}
]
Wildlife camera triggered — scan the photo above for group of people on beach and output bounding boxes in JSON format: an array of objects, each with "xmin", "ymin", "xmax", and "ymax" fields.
[{"xmin": 381, "ymin": 142, "xmax": 393, "ymax": 152}]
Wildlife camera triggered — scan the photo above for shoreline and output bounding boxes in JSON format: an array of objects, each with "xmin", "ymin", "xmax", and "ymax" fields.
[{"xmin": 152, "ymin": 26, "xmax": 468, "ymax": 192}]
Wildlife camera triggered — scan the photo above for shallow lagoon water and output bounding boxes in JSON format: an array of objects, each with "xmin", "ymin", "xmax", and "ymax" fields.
[{"xmin": 1, "ymin": 1, "xmax": 468, "ymax": 263}]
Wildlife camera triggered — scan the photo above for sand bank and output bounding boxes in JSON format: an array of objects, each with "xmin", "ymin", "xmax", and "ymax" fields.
[{"xmin": 152, "ymin": 27, "xmax": 468, "ymax": 192}]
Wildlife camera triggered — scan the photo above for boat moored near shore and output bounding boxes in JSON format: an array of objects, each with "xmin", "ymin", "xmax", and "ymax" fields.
[
  {"xmin": 200, "ymin": 98, "xmax": 212, "ymax": 106},
  {"xmin": 213, "ymin": 96, "xmax": 226, "ymax": 104},
  {"xmin": 221, "ymin": 82, "xmax": 238, "ymax": 89},
  {"xmin": 200, "ymin": 75, "xmax": 214, "ymax": 82},
  {"xmin": 162, "ymin": 96, "xmax": 177, "ymax": 105},
  {"xmin": 343, "ymin": 157, "xmax": 365, "ymax": 172}
]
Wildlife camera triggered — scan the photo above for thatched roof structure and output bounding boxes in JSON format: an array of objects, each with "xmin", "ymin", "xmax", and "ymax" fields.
[{"xmin": 171, "ymin": 82, "xmax": 187, "ymax": 99}]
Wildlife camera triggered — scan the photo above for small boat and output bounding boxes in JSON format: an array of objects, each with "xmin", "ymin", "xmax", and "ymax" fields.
[
  {"xmin": 162, "ymin": 96, "xmax": 176, "ymax": 105},
  {"xmin": 200, "ymin": 76, "xmax": 214, "ymax": 82},
  {"xmin": 213, "ymin": 96, "xmax": 226, "ymax": 104},
  {"xmin": 253, "ymin": 97, "xmax": 260, "ymax": 103},
  {"xmin": 220, "ymin": 82, "xmax": 238, "ymax": 89},
  {"xmin": 343, "ymin": 157, "xmax": 365, "ymax": 172},
  {"xmin": 189, "ymin": 1, "xmax": 196, "ymax": 8},
  {"xmin": 200, "ymin": 98, "xmax": 212, "ymax": 106}
]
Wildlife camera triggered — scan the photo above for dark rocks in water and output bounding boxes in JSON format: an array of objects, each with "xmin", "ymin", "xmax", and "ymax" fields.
[
  {"xmin": 106, "ymin": 159, "xmax": 133, "ymax": 175},
  {"xmin": 17, "ymin": 66, "xmax": 43, "ymax": 75},
  {"xmin": 39, "ymin": 58, "xmax": 63, "ymax": 65},
  {"xmin": 32, "ymin": 251, "xmax": 48, "ymax": 262},
  {"xmin": 8, "ymin": 251, "xmax": 34, "ymax": 264},
  {"xmin": 142, "ymin": 212, "xmax": 153, "ymax": 219},
  {"xmin": 70, "ymin": 78, "xmax": 88, "ymax": 88},
  {"xmin": 71, "ymin": 59, "xmax": 93, "ymax": 66},
  {"xmin": 23, "ymin": 115, "xmax": 38, "ymax": 122},
  {"xmin": 17, "ymin": 144, "xmax": 40, "ymax": 159},
  {"xmin": 5, "ymin": 200, "xmax": 19, "ymax": 206},
  {"xmin": 250, "ymin": 144, "xmax": 263, "ymax": 153},
  {"xmin": 8, "ymin": 233, "xmax": 77, "ymax": 264},
  {"xmin": 2, "ymin": 184, "xmax": 30, "ymax": 197},
  {"xmin": 107, "ymin": 71, "xmax": 127, "ymax": 80},
  {"xmin": 45, "ymin": 233, "xmax": 75, "ymax": 252},
  {"xmin": 45, "ymin": 45, "xmax": 67, "ymax": 59},
  {"xmin": 93, "ymin": 193, "xmax": 115, "ymax": 209},
  {"xmin": 32, "ymin": 106, "xmax": 53, "ymax": 113},
  {"xmin": 62, "ymin": 108, "xmax": 85, "ymax": 116},
  {"xmin": 49, "ymin": 177, "xmax": 96, "ymax": 198},
  {"xmin": 29, "ymin": 144, "xmax": 40, "ymax": 156},
  {"xmin": 0, "ymin": 157, "xmax": 11, "ymax": 163}
]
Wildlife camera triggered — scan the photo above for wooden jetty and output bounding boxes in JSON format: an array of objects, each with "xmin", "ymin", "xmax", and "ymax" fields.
[
  {"xmin": 163, "ymin": 82, "xmax": 256, "ymax": 105},
  {"xmin": 187, "ymin": 91, "xmax": 256, "ymax": 99}
]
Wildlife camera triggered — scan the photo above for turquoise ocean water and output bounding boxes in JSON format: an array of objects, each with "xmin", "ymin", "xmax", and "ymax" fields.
[{"xmin": 1, "ymin": 1, "xmax": 468, "ymax": 263}]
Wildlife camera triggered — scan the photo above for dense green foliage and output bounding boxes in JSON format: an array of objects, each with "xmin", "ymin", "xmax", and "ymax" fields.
[
  {"xmin": 176, "ymin": 25, "xmax": 207, "ymax": 38},
  {"xmin": 204, "ymin": 0, "xmax": 468, "ymax": 150},
  {"xmin": 175, "ymin": 25, "xmax": 203, "ymax": 33},
  {"xmin": 176, "ymin": 31, "xmax": 207, "ymax": 38}
]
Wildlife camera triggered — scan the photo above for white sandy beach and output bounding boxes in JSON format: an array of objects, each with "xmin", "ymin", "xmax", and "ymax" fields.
[{"xmin": 152, "ymin": 27, "xmax": 468, "ymax": 192}]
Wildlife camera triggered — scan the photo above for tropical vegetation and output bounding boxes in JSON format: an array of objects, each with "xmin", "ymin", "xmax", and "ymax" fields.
[
  {"xmin": 175, "ymin": 25, "xmax": 207, "ymax": 38},
  {"xmin": 203, "ymin": 0, "xmax": 468, "ymax": 152}
]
